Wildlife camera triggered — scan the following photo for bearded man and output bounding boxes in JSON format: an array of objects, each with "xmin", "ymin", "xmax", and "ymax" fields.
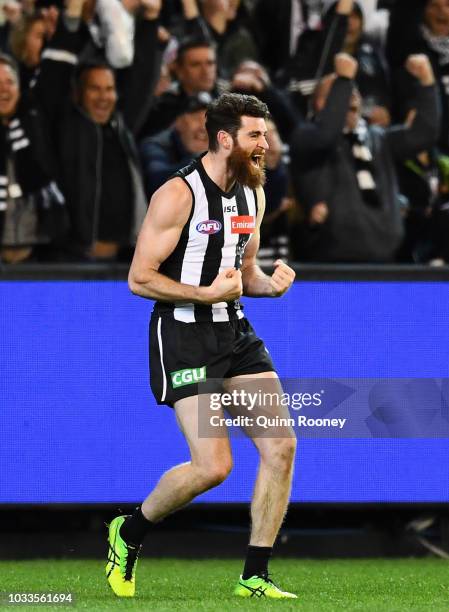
[{"xmin": 105, "ymin": 93, "xmax": 298, "ymax": 599}]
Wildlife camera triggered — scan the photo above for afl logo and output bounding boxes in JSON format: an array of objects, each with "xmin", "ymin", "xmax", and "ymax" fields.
[{"xmin": 196, "ymin": 220, "xmax": 222, "ymax": 234}]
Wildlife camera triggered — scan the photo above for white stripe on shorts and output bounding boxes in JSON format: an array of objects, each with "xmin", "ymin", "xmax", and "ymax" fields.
[{"xmin": 157, "ymin": 317, "xmax": 167, "ymax": 402}]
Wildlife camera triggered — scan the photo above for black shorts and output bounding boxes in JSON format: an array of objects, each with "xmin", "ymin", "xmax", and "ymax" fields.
[{"xmin": 149, "ymin": 315, "xmax": 276, "ymax": 407}]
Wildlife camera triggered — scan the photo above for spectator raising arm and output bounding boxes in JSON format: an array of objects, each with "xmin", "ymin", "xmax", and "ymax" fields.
[
  {"xmin": 117, "ymin": 0, "xmax": 163, "ymax": 134},
  {"xmin": 96, "ymin": 0, "xmax": 135, "ymax": 68},
  {"xmin": 290, "ymin": 53, "xmax": 358, "ymax": 168},
  {"xmin": 315, "ymin": 0, "xmax": 355, "ymax": 78},
  {"xmin": 386, "ymin": 0, "xmax": 425, "ymax": 67},
  {"xmin": 180, "ymin": 0, "xmax": 211, "ymax": 40},
  {"xmin": 35, "ymin": 0, "xmax": 91, "ymax": 124},
  {"xmin": 387, "ymin": 54, "xmax": 440, "ymax": 160}
]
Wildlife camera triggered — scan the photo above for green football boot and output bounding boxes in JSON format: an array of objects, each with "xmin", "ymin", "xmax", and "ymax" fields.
[
  {"xmin": 106, "ymin": 515, "xmax": 141, "ymax": 597},
  {"xmin": 234, "ymin": 574, "xmax": 298, "ymax": 599}
]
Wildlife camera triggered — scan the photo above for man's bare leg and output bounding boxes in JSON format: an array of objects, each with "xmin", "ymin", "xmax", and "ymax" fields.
[
  {"xmin": 106, "ymin": 394, "xmax": 232, "ymax": 596},
  {"xmin": 140, "ymin": 395, "xmax": 232, "ymax": 522},
  {"xmin": 249, "ymin": 434, "xmax": 296, "ymax": 546},
  {"xmin": 226, "ymin": 372, "xmax": 296, "ymax": 585},
  {"xmin": 227, "ymin": 372, "xmax": 296, "ymax": 545}
]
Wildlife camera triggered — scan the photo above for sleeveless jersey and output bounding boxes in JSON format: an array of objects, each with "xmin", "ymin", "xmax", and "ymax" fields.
[{"xmin": 154, "ymin": 156, "xmax": 259, "ymax": 323}]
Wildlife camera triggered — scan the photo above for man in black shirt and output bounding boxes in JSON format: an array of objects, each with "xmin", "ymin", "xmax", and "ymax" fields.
[
  {"xmin": 65, "ymin": 62, "xmax": 143, "ymax": 259},
  {"xmin": 290, "ymin": 52, "xmax": 439, "ymax": 262},
  {"xmin": 33, "ymin": 0, "xmax": 161, "ymax": 260}
]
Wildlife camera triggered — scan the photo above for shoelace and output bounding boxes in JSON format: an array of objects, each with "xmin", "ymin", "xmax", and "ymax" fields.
[
  {"xmin": 240, "ymin": 574, "xmax": 278, "ymax": 598},
  {"xmin": 259, "ymin": 574, "xmax": 280, "ymax": 588},
  {"xmin": 123, "ymin": 544, "xmax": 142, "ymax": 581}
]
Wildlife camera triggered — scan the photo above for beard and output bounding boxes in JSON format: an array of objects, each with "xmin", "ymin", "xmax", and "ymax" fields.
[{"xmin": 227, "ymin": 143, "xmax": 266, "ymax": 189}]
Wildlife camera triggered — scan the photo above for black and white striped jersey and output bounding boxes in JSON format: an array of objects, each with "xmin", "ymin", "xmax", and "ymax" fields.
[{"xmin": 154, "ymin": 156, "xmax": 259, "ymax": 323}]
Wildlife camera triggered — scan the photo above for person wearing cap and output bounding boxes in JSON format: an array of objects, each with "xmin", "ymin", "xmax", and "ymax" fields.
[{"xmin": 139, "ymin": 92, "xmax": 210, "ymax": 198}]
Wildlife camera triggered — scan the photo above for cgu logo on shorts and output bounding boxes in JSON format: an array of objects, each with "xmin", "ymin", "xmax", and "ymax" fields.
[
  {"xmin": 231, "ymin": 215, "xmax": 255, "ymax": 234},
  {"xmin": 171, "ymin": 366, "xmax": 207, "ymax": 388},
  {"xmin": 196, "ymin": 220, "xmax": 222, "ymax": 234}
]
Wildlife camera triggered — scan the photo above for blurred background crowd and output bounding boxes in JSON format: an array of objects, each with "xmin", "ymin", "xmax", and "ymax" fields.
[{"xmin": 0, "ymin": 0, "xmax": 448, "ymax": 265}]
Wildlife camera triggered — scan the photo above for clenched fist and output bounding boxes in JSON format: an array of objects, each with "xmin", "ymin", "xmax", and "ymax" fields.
[
  {"xmin": 334, "ymin": 53, "xmax": 358, "ymax": 80},
  {"xmin": 405, "ymin": 54, "xmax": 435, "ymax": 86},
  {"xmin": 270, "ymin": 260, "xmax": 296, "ymax": 297},
  {"xmin": 203, "ymin": 268, "xmax": 243, "ymax": 304}
]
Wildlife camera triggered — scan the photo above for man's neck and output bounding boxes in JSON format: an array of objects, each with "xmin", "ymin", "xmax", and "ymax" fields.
[{"xmin": 202, "ymin": 151, "xmax": 235, "ymax": 192}]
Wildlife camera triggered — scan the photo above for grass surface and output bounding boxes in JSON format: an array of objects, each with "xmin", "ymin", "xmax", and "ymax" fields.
[{"xmin": 0, "ymin": 558, "xmax": 448, "ymax": 611}]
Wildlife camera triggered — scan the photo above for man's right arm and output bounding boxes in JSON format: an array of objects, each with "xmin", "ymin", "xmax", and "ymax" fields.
[
  {"xmin": 128, "ymin": 178, "xmax": 242, "ymax": 304},
  {"xmin": 290, "ymin": 54, "xmax": 356, "ymax": 169},
  {"xmin": 313, "ymin": 54, "xmax": 358, "ymax": 144},
  {"xmin": 35, "ymin": 0, "xmax": 90, "ymax": 121}
]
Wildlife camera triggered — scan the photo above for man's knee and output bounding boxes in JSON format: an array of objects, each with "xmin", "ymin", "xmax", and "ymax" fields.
[
  {"xmin": 259, "ymin": 437, "xmax": 297, "ymax": 473},
  {"xmin": 195, "ymin": 454, "xmax": 233, "ymax": 490}
]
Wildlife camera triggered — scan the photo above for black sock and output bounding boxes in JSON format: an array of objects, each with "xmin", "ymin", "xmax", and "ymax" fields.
[
  {"xmin": 242, "ymin": 545, "xmax": 272, "ymax": 579},
  {"xmin": 119, "ymin": 507, "xmax": 155, "ymax": 546}
]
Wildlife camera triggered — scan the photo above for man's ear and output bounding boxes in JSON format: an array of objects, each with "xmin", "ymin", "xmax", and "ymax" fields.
[{"xmin": 217, "ymin": 130, "xmax": 232, "ymax": 150}]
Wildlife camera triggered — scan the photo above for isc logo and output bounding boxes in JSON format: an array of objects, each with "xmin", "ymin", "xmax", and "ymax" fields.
[
  {"xmin": 231, "ymin": 215, "xmax": 255, "ymax": 234},
  {"xmin": 224, "ymin": 204, "xmax": 237, "ymax": 213},
  {"xmin": 196, "ymin": 220, "xmax": 222, "ymax": 234}
]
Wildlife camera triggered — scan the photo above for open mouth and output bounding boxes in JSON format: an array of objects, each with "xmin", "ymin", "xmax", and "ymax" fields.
[{"xmin": 250, "ymin": 154, "xmax": 263, "ymax": 168}]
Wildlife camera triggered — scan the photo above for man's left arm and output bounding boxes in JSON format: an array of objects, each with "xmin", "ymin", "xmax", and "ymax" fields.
[
  {"xmin": 117, "ymin": 0, "xmax": 163, "ymax": 135},
  {"xmin": 387, "ymin": 55, "xmax": 440, "ymax": 160},
  {"xmin": 240, "ymin": 186, "xmax": 296, "ymax": 298}
]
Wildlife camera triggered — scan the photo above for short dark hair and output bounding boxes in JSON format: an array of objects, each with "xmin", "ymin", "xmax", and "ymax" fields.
[
  {"xmin": 176, "ymin": 36, "xmax": 215, "ymax": 65},
  {"xmin": 73, "ymin": 58, "xmax": 115, "ymax": 93},
  {"xmin": 205, "ymin": 93, "xmax": 270, "ymax": 152}
]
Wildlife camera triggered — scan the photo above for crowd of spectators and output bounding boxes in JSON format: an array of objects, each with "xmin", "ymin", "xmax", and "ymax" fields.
[{"xmin": 0, "ymin": 0, "xmax": 447, "ymax": 265}]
